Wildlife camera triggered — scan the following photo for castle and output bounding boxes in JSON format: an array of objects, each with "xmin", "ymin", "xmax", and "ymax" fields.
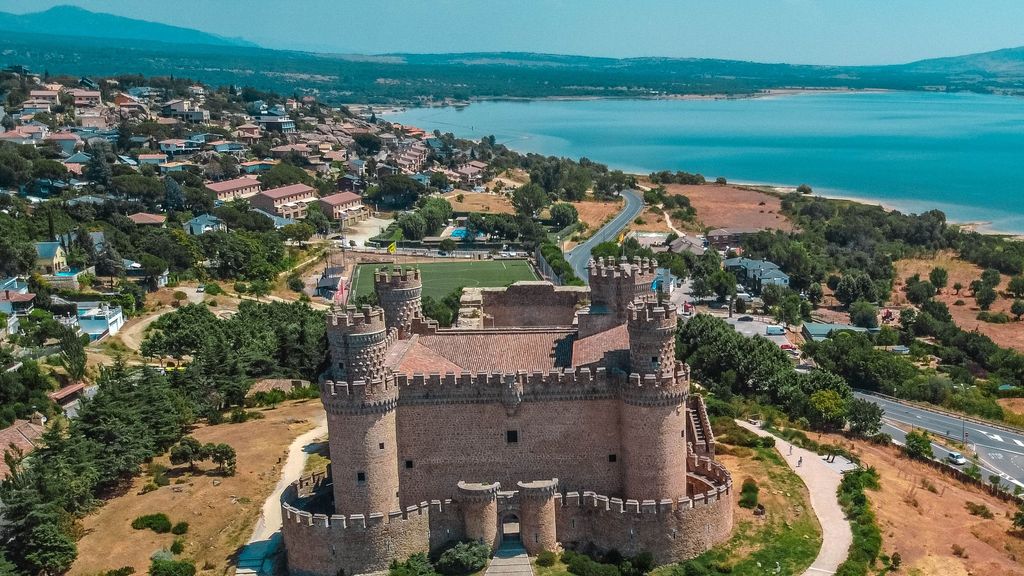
[{"xmin": 282, "ymin": 257, "xmax": 733, "ymax": 576}]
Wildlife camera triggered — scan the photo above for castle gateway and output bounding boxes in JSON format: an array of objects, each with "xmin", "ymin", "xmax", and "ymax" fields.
[{"xmin": 282, "ymin": 258, "xmax": 733, "ymax": 576}]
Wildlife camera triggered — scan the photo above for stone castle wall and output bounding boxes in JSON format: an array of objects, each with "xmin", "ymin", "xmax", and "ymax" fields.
[{"xmin": 477, "ymin": 282, "xmax": 589, "ymax": 327}]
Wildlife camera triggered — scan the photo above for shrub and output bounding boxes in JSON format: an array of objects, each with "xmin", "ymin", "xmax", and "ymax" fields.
[
  {"xmin": 435, "ymin": 541, "xmax": 490, "ymax": 575},
  {"xmin": 977, "ymin": 311, "xmax": 1011, "ymax": 324},
  {"xmin": 389, "ymin": 553, "xmax": 440, "ymax": 576},
  {"xmin": 234, "ymin": 282, "xmax": 248, "ymax": 294},
  {"xmin": 171, "ymin": 521, "xmax": 189, "ymax": 535},
  {"xmin": 131, "ymin": 513, "xmax": 172, "ymax": 533},
  {"xmin": 149, "ymin": 558, "xmax": 196, "ymax": 576},
  {"xmin": 203, "ymin": 282, "xmax": 224, "ymax": 295},
  {"xmin": 170, "ymin": 537, "xmax": 185, "ymax": 555},
  {"xmin": 965, "ymin": 501, "xmax": 994, "ymax": 519},
  {"xmin": 951, "ymin": 543, "xmax": 967, "ymax": 558},
  {"xmin": 287, "ymin": 275, "xmax": 305, "ymax": 292},
  {"xmin": 561, "ymin": 550, "xmax": 619, "ymax": 576},
  {"xmin": 101, "ymin": 568, "xmax": 135, "ymax": 576},
  {"xmin": 738, "ymin": 477, "xmax": 760, "ymax": 509},
  {"xmin": 536, "ymin": 550, "xmax": 557, "ymax": 567},
  {"xmin": 759, "ymin": 436, "xmax": 775, "ymax": 448}
]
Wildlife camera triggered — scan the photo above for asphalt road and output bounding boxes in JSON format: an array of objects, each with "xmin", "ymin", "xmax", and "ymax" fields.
[
  {"xmin": 854, "ymin": 391, "xmax": 1024, "ymax": 490},
  {"xmin": 566, "ymin": 189, "xmax": 644, "ymax": 284}
]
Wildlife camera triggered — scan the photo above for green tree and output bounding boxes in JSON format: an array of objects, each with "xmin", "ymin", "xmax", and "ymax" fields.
[
  {"xmin": 249, "ymin": 280, "xmax": 271, "ymax": 301},
  {"xmin": 807, "ymin": 282, "xmax": 824, "ymax": 306},
  {"xmin": 259, "ymin": 163, "xmax": 310, "ymax": 189},
  {"xmin": 708, "ymin": 269, "xmax": 736, "ymax": 303},
  {"xmin": 928, "ymin": 267, "xmax": 948, "ymax": 292},
  {"xmin": 31, "ymin": 159, "xmax": 69, "ymax": 181},
  {"xmin": 797, "ymin": 183, "xmax": 813, "ymax": 194},
  {"xmin": 904, "ymin": 430, "xmax": 932, "ymax": 460},
  {"xmin": 397, "ymin": 213, "xmax": 427, "ymax": 240},
  {"xmin": 0, "ymin": 236, "xmax": 36, "ymax": 277},
  {"xmin": 303, "ymin": 202, "xmax": 331, "ymax": 235},
  {"xmin": 85, "ymin": 143, "xmax": 113, "ymax": 189},
  {"xmin": 846, "ymin": 398, "xmax": 883, "ymax": 436},
  {"xmin": 849, "ymin": 300, "xmax": 879, "ymax": 328},
  {"xmin": 164, "ymin": 177, "xmax": 185, "ymax": 212},
  {"xmin": 980, "ymin": 268, "xmax": 1002, "ymax": 289},
  {"xmin": 549, "ymin": 202, "xmax": 579, "ymax": 228},
  {"xmin": 206, "ymin": 443, "xmax": 237, "ymax": 475},
  {"xmin": 1013, "ymin": 500, "xmax": 1024, "ymax": 530},
  {"xmin": 835, "ymin": 271, "xmax": 876, "ymax": 307},
  {"xmin": 952, "ymin": 281, "xmax": 963, "ymax": 295},
  {"xmin": 1012, "ymin": 299, "xmax": 1024, "ymax": 321},
  {"xmin": 439, "ymin": 238, "xmax": 456, "ymax": 253},
  {"xmin": 1008, "ymin": 276, "xmax": 1024, "ymax": 298},
  {"xmin": 58, "ymin": 326, "xmax": 87, "ymax": 381},
  {"xmin": 975, "ymin": 286, "xmax": 997, "ymax": 310},
  {"xmin": 511, "ymin": 183, "xmax": 549, "ymax": 217},
  {"xmin": 280, "ymin": 223, "xmax": 315, "ymax": 245},
  {"xmin": 906, "ymin": 280, "xmax": 936, "ymax": 305},
  {"xmin": 139, "ymin": 254, "xmax": 168, "ymax": 289},
  {"xmin": 808, "ymin": 389, "xmax": 847, "ymax": 431},
  {"xmin": 169, "ymin": 437, "xmax": 207, "ymax": 471},
  {"xmin": 149, "ymin": 558, "xmax": 197, "ymax": 576}
]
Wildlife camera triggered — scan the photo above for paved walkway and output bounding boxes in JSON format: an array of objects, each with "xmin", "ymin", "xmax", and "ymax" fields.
[
  {"xmin": 735, "ymin": 420, "xmax": 855, "ymax": 576},
  {"xmin": 236, "ymin": 416, "xmax": 328, "ymax": 576},
  {"xmin": 484, "ymin": 544, "xmax": 533, "ymax": 576}
]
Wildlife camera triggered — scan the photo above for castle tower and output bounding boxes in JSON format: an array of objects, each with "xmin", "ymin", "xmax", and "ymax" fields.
[
  {"xmin": 374, "ymin": 267, "xmax": 423, "ymax": 338},
  {"xmin": 456, "ymin": 481, "xmax": 500, "ymax": 550},
  {"xmin": 627, "ymin": 298, "xmax": 677, "ymax": 376},
  {"xmin": 619, "ymin": 299, "xmax": 688, "ymax": 501},
  {"xmin": 322, "ymin": 305, "xmax": 400, "ymax": 514},
  {"xmin": 517, "ymin": 479, "xmax": 559, "ymax": 554},
  {"xmin": 580, "ymin": 257, "xmax": 658, "ymax": 337}
]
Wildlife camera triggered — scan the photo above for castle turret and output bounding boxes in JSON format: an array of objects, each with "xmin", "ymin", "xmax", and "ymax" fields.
[
  {"xmin": 374, "ymin": 267, "xmax": 423, "ymax": 338},
  {"xmin": 322, "ymin": 305, "xmax": 400, "ymax": 515},
  {"xmin": 627, "ymin": 298, "xmax": 677, "ymax": 376},
  {"xmin": 456, "ymin": 481, "xmax": 500, "ymax": 549},
  {"xmin": 517, "ymin": 479, "xmax": 559, "ymax": 554},
  {"xmin": 619, "ymin": 298, "xmax": 688, "ymax": 501},
  {"xmin": 579, "ymin": 256, "xmax": 658, "ymax": 337}
]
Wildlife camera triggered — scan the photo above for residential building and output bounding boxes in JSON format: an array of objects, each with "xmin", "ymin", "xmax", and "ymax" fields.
[
  {"xmin": 205, "ymin": 176, "xmax": 262, "ymax": 201},
  {"xmin": 210, "ymin": 140, "xmax": 246, "ymax": 154},
  {"xmin": 706, "ymin": 227, "xmax": 761, "ymax": 250},
  {"xmin": 34, "ymin": 242, "xmax": 67, "ymax": 274},
  {"xmin": 28, "ymin": 89, "xmax": 59, "ymax": 104},
  {"xmin": 802, "ymin": 322, "xmax": 870, "ymax": 342},
  {"xmin": 76, "ymin": 301, "xmax": 124, "ymax": 340},
  {"xmin": 271, "ymin": 143, "xmax": 311, "ymax": 158},
  {"xmin": 158, "ymin": 161, "xmax": 196, "ymax": 174},
  {"xmin": 161, "ymin": 99, "xmax": 210, "ymax": 123},
  {"xmin": 158, "ymin": 138, "xmax": 200, "ymax": 156},
  {"xmin": 240, "ymin": 159, "xmax": 278, "ymax": 174},
  {"xmin": 45, "ymin": 132, "xmax": 82, "ymax": 155},
  {"xmin": 252, "ymin": 208, "xmax": 296, "ymax": 229},
  {"xmin": 68, "ymin": 89, "xmax": 102, "ymax": 108},
  {"xmin": 318, "ymin": 191, "xmax": 366, "ymax": 222},
  {"xmin": 255, "ymin": 114, "xmax": 296, "ymax": 133},
  {"xmin": 136, "ymin": 153, "xmax": 168, "ymax": 166},
  {"xmin": 724, "ymin": 257, "xmax": 790, "ymax": 293},
  {"xmin": 233, "ymin": 123, "xmax": 262, "ymax": 144},
  {"xmin": 122, "ymin": 258, "xmax": 169, "ymax": 289},
  {"xmin": 0, "ymin": 414, "xmax": 46, "ymax": 479},
  {"xmin": 183, "ymin": 213, "xmax": 227, "ymax": 235},
  {"xmin": 127, "ymin": 212, "xmax": 166, "ymax": 226},
  {"xmin": 252, "ymin": 183, "xmax": 318, "ymax": 219},
  {"xmin": 21, "ymin": 99, "xmax": 52, "ymax": 115}
]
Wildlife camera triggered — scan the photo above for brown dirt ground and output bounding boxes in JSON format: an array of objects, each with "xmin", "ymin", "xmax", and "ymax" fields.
[
  {"xmin": 627, "ymin": 207, "xmax": 675, "ymax": 234},
  {"xmin": 998, "ymin": 398, "xmax": 1024, "ymax": 416},
  {"xmin": 893, "ymin": 252, "xmax": 1024, "ymax": 351},
  {"xmin": 572, "ymin": 199, "xmax": 624, "ymax": 235},
  {"xmin": 817, "ymin": 434, "xmax": 1024, "ymax": 576},
  {"xmin": 651, "ymin": 182, "xmax": 794, "ymax": 232},
  {"xmin": 69, "ymin": 400, "xmax": 324, "ymax": 576},
  {"xmin": 443, "ymin": 192, "xmax": 515, "ymax": 214}
]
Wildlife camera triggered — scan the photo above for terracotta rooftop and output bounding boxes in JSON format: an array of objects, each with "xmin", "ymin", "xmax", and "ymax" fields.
[
  {"xmin": 319, "ymin": 192, "xmax": 361, "ymax": 206},
  {"xmin": 127, "ymin": 212, "xmax": 166, "ymax": 225},
  {"xmin": 205, "ymin": 176, "xmax": 260, "ymax": 193},
  {"xmin": 0, "ymin": 419, "xmax": 45, "ymax": 478},
  {"xmin": 572, "ymin": 324, "xmax": 629, "ymax": 369},
  {"xmin": 260, "ymin": 183, "xmax": 315, "ymax": 200},
  {"xmin": 397, "ymin": 329, "xmax": 576, "ymax": 374}
]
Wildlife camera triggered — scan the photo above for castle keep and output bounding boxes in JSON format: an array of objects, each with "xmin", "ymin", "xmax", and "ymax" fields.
[{"xmin": 282, "ymin": 258, "xmax": 733, "ymax": 576}]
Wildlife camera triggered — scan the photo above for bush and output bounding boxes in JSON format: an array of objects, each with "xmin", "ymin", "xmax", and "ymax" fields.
[
  {"xmin": 101, "ymin": 568, "xmax": 135, "ymax": 576},
  {"xmin": 965, "ymin": 501, "xmax": 994, "ymax": 519},
  {"xmin": 170, "ymin": 537, "xmax": 185, "ymax": 555},
  {"xmin": 561, "ymin": 550, "xmax": 619, "ymax": 576},
  {"xmin": 977, "ymin": 311, "xmax": 1011, "ymax": 324},
  {"xmin": 435, "ymin": 541, "xmax": 490, "ymax": 575},
  {"xmin": 203, "ymin": 283, "xmax": 224, "ymax": 295},
  {"xmin": 389, "ymin": 553, "xmax": 440, "ymax": 576},
  {"xmin": 287, "ymin": 275, "xmax": 305, "ymax": 292},
  {"xmin": 234, "ymin": 282, "xmax": 248, "ymax": 294},
  {"xmin": 149, "ymin": 558, "xmax": 196, "ymax": 576},
  {"xmin": 131, "ymin": 513, "xmax": 172, "ymax": 533},
  {"xmin": 536, "ymin": 550, "xmax": 557, "ymax": 567},
  {"xmin": 738, "ymin": 478, "xmax": 759, "ymax": 509},
  {"xmin": 171, "ymin": 521, "xmax": 189, "ymax": 535},
  {"xmin": 759, "ymin": 436, "xmax": 776, "ymax": 448}
]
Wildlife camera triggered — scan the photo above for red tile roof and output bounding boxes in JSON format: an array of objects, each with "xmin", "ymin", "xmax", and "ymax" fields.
[
  {"xmin": 260, "ymin": 183, "xmax": 315, "ymax": 200},
  {"xmin": 571, "ymin": 324, "xmax": 629, "ymax": 368},
  {"xmin": 0, "ymin": 419, "xmax": 45, "ymax": 478},
  {"xmin": 319, "ymin": 192, "xmax": 361, "ymax": 206},
  {"xmin": 128, "ymin": 212, "xmax": 166, "ymax": 225},
  {"xmin": 0, "ymin": 291, "xmax": 35, "ymax": 303},
  {"xmin": 404, "ymin": 329, "xmax": 575, "ymax": 373},
  {"xmin": 205, "ymin": 177, "xmax": 261, "ymax": 193}
]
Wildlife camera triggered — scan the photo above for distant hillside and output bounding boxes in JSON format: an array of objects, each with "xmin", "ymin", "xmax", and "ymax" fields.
[
  {"xmin": 1, "ymin": 29, "xmax": 1023, "ymax": 104},
  {"xmin": 0, "ymin": 5, "xmax": 256, "ymax": 48}
]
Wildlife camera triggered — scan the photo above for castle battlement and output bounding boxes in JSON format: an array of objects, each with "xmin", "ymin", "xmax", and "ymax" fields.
[
  {"xmin": 588, "ymin": 256, "xmax": 658, "ymax": 280},
  {"xmin": 555, "ymin": 461, "xmax": 731, "ymax": 515},
  {"xmin": 374, "ymin": 266, "xmax": 422, "ymax": 287},
  {"xmin": 327, "ymin": 305, "xmax": 386, "ymax": 330},
  {"xmin": 628, "ymin": 299, "xmax": 676, "ymax": 323},
  {"xmin": 284, "ymin": 496, "xmax": 451, "ymax": 530}
]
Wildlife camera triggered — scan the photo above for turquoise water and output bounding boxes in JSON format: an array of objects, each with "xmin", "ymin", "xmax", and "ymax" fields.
[{"xmin": 386, "ymin": 92, "xmax": 1024, "ymax": 233}]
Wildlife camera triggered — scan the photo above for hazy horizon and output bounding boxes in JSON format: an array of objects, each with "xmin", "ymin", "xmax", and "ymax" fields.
[{"xmin": 1, "ymin": 0, "xmax": 1023, "ymax": 66}]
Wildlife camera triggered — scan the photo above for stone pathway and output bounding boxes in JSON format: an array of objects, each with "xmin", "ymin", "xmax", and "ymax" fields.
[
  {"xmin": 484, "ymin": 545, "xmax": 534, "ymax": 576},
  {"xmin": 735, "ymin": 420, "xmax": 855, "ymax": 576}
]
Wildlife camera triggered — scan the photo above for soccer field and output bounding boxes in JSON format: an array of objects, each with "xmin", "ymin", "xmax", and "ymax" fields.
[{"xmin": 352, "ymin": 259, "xmax": 539, "ymax": 301}]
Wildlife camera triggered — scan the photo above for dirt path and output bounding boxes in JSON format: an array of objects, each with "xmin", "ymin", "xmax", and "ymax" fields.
[
  {"xmin": 236, "ymin": 414, "xmax": 328, "ymax": 575},
  {"xmin": 736, "ymin": 421, "xmax": 855, "ymax": 576},
  {"xmin": 115, "ymin": 287, "xmax": 204, "ymax": 351},
  {"xmin": 663, "ymin": 210, "xmax": 685, "ymax": 236}
]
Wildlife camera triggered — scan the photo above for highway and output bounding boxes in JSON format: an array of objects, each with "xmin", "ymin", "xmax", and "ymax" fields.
[
  {"xmin": 854, "ymin": 391, "xmax": 1024, "ymax": 490},
  {"xmin": 565, "ymin": 189, "xmax": 645, "ymax": 284}
]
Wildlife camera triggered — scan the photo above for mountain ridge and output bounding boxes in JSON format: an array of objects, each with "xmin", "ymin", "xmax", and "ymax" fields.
[{"xmin": 0, "ymin": 5, "xmax": 257, "ymax": 48}]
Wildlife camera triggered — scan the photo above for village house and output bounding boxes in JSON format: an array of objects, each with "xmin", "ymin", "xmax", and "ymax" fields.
[
  {"xmin": 34, "ymin": 242, "xmax": 68, "ymax": 274},
  {"xmin": 127, "ymin": 212, "xmax": 167, "ymax": 226},
  {"xmin": 28, "ymin": 89, "xmax": 59, "ymax": 104},
  {"xmin": 158, "ymin": 138, "xmax": 200, "ymax": 156},
  {"xmin": 456, "ymin": 159, "xmax": 488, "ymax": 186},
  {"xmin": 318, "ymin": 191, "xmax": 367, "ymax": 222},
  {"xmin": 0, "ymin": 413, "xmax": 46, "ymax": 479},
  {"xmin": 209, "ymin": 140, "xmax": 246, "ymax": 154},
  {"xmin": 21, "ymin": 99, "xmax": 52, "ymax": 115},
  {"xmin": 44, "ymin": 132, "xmax": 82, "ymax": 155},
  {"xmin": 251, "ymin": 183, "xmax": 318, "ymax": 219},
  {"xmin": 0, "ymin": 278, "xmax": 36, "ymax": 319},
  {"xmin": 183, "ymin": 213, "xmax": 227, "ymax": 235},
  {"xmin": 255, "ymin": 113, "xmax": 296, "ymax": 134},
  {"xmin": 205, "ymin": 176, "xmax": 262, "ymax": 201},
  {"xmin": 233, "ymin": 123, "xmax": 262, "ymax": 144},
  {"xmin": 68, "ymin": 89, "xmax": 102, "ymax": 108},
  {"xmin": 76, "ymin": 301, "xmax": 124, "ymax": 340},
  {"xmin": 724, "ymin": 257, "xmax": 790, "ymax": 293},
  {"xmin": 160, "ymin": 99, "xmax": 210, "ymax": 123},
  {"xmin": 136, "ymin": 153, "xmax": 168, "ymax": 166},
  {"xmin": 706, "ymin": 227, "xmax": 762, "ymax": 250},
  {"xmin": 271, "ymin": 143, "xmax": 311, "ymax": 158}
]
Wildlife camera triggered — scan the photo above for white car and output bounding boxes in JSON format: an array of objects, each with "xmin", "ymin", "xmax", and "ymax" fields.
[{"xmin": 946, "ymin": 452, "xmax": 967, "ymax": 466}]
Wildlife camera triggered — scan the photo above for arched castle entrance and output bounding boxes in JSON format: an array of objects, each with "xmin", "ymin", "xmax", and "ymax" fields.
[{"xmin": 500, "ymin": 513, "xmax": 521, "ymax": 544}]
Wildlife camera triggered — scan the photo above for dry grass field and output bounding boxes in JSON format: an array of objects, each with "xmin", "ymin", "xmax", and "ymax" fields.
[
  {"xmin": 443, "ymin": 191, "xmax": 516, "ymax": 214},
  {"xmin": 652, "ymin": 182, "xmax": 794, "ymax": 232}
]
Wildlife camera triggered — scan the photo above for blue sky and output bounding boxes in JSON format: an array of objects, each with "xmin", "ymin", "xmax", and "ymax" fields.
[{"xmin": 2, "ymin": 0, "xmax": 1023, "ymax": 65}]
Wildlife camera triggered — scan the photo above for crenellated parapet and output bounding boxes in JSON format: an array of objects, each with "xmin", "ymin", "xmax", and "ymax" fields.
[
  {"xmin": 320, "ymin": 376, "xmax": 399, "ymax": 415},
  {"xmin": 619, "ymin": 365, "xmax": 690, "ymax": 407},
  {"xmin": 326, "ymin": 305, "xmax": 393, "ymax": 382},
  {"xmin": 627, "ymin": 299, "xmax": 678, "ymax": 376},
  {"xmin": 374, "ymin": 267, "xmax": 423, "ymax": 338}
]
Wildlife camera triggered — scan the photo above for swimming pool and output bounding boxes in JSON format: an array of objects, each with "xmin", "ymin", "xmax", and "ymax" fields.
[
  {"xmin": 54, "ymin": 268, "xmax": 82, "ymax": 277},
  {"xmin": 450, "ymin": 227, "xmax": 468, "ymax": 239}
]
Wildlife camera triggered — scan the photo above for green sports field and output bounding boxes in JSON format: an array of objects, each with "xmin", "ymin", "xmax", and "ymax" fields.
[{"xmin": 352, "ymin": 259, "xmax": 539, "ymax": 300}]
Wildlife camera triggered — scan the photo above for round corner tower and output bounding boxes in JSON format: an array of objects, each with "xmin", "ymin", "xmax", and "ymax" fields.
[
  {"xmin": 374, "ymin": 267, "xmax": 422, "ymax": 338},
  {"xmin": 322, "ymin": 305, "xmax": 400, "ymax": 515},
  {"xmin": 619, "ymin": 298, "xmax": 689, "ymax": 502}
]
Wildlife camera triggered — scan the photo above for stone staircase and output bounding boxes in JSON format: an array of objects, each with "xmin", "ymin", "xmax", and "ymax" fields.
[{"xmin": 690, "ymin": 410, "xmax": 707, "ymax": 444}]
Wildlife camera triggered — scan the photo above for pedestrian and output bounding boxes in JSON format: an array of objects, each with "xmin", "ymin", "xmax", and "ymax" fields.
[
  {"xmin": 797, "ymin": 456, "xmax": 803, "ymax": 467},
  {"xmin": 788, "ymin": 444, "xmax": 793, "ymax": 456}
]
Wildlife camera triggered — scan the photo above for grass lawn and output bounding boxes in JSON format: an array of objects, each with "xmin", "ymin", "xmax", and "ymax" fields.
[{"xmin": 352, "ymin": 260, "xmax": 538, "ymax": 300}]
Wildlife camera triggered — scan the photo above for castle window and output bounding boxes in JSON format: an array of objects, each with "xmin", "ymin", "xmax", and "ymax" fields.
[
  {"xmin": 338, "ymin": 362, "xmax": 345, "ymax": 370},
  {"xmin": 651, "ymin": 356, "xmax": 659, "ymax": 364},
  {"xmin": 405, "ymin": 460, "xmax": 414, "ymax": 469},
  {"xmin": 356, "ymin": 471, "xmax": 366, "ymax": 485},
  {"xmin": 608, "ymin": 454, "xmax": 617, "ymax": 463},
  {"xmin": 506, "ymin": 430, "xmax": 519, "ymax": 443},
  {"xmin": 379, "ymin": 442, "xmax": 385, "ymax": 450}
]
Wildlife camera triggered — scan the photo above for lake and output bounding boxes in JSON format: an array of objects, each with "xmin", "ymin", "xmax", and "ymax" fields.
[{"xmin": 385, "ymin": 92, "xmax": 1024, "ymax": 233}]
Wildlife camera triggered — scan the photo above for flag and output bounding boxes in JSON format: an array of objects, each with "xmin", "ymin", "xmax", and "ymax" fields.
[{"xmin": 388, "ymin": 241, "xmax": 397, "ymax": 254}]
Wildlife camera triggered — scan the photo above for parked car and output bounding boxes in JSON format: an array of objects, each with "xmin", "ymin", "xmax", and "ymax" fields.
[
  {"xmin": 737, "ymin": 315, "xmax": 754, "ymax": 322},
  {"xmin": 765, "ymin": 325, "xmax": 786, "ymax": 336},
  {"xmin": 196, "ymin": 285, "xmax": 205, "ymax": 293},
  {"xmin": 947, "ymin": 452, "xmax": 967, "ymax": 466}
]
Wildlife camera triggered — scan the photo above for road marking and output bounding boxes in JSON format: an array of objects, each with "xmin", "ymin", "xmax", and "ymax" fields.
[{"xmin": 1014, "ymin": 439, "xmax": 1024, "ymax": 448}]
